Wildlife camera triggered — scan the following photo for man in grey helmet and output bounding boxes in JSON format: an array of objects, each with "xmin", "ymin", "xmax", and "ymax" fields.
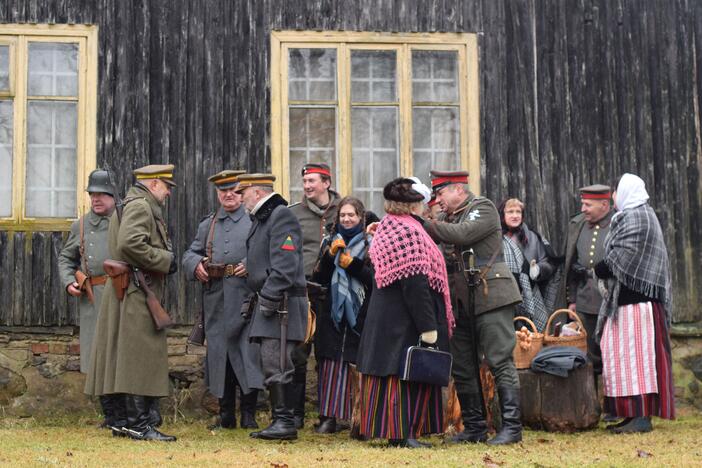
[{"xmin": 59, "ymin": 169, "xmax": 122, "ymax": 428}]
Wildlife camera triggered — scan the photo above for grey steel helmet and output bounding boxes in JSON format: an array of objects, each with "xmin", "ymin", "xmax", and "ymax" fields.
[{"xmin": 86, "ymin": 169, "xmax": 116, "ymax": 197}]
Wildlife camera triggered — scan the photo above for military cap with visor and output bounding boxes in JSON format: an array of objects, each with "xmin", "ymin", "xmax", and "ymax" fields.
[
  {"xmin": 579, "ymin": 184, "xmax": 611, "ymax": 200},
  {"xmin": 208, "ymin": 169, "xmax": 246, "ymax": 190},
  {"xmin": 234, "ymin": 173, "xmax": 276, "ymax": 193},
  {"xmin": 86, "ymin": 169, "xmax": 116, "ymax": 197},
  {"xmin": 301, "ymin": 162, "xmax": 332, "ymax": 178},
  {"xmin": 133, "ymin": 164, "xmax": 177, "ymax": 187},
  {"xmin": 430, "ymin": 169, "xmax": 469, "ymax": 192}
]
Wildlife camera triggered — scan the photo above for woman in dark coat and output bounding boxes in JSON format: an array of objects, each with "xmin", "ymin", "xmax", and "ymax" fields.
[
  {"xmin": 311, "ymin": 196, "xmax": 374, "ymax": 434},
  {"xmin": 356, "ymin": 177, "xmax": 454, "ymax": 448}
]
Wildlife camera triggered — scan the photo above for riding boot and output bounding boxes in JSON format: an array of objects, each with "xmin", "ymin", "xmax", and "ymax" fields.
[
  {"xmin": 146, "ymin": 396, "xmax": 163, "ymax": 428},
  {"xmin": 240, "ymin": 388, "xmax": 259, "ymax": 429},
  {"xmin": 449, "ymin": 393, "xmax": 488, "ymax": 443},
  {"xmin": 249, "ymin": 383, "xmax": 297, "ymax": 440},
  {"xmin": 108, "ymin": 394, "xmax": 128, "ymax": 437},
  {"xmin": 291, "ymin": 379, "xmax": 306, "ymax": 429},
  {"xmin": 99, "ymin": 395, "xmax": 115, "ymax": 428},
  {"xmin": 487, "ymin": 387, "xmax": 522, "ymax": 445},
  {"xmin": 124, "ymin": 395, "xmax": 177, "ymax": 442}
]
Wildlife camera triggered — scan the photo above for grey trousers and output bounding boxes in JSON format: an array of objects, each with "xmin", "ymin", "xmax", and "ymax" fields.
[
  {"xmin": 576, "ymin": 311, "xmax": 602, "ymax": 375},
  {"xmin": 260, "ymin": 338, "xmax": 296, "ymax": 386}
]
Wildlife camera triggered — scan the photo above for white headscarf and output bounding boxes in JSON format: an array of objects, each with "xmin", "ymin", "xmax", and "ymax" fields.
[
  {"xmin": 409, "ymin": 176, "xmax": 432, "ymax": 204},
  {"xmin": 615, "ymin": 173, "xmax": 649, "ymax": 212}
]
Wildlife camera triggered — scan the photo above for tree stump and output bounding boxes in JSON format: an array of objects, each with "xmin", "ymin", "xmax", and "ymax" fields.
[{"xmin": 518, "ymin": 363, "xmax": 600, "ymax": 432}]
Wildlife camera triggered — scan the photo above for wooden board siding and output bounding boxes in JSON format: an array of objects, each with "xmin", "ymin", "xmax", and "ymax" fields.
[{"xmin": 1, "ymin": 0, "xmax": 700, "ymax": 324}]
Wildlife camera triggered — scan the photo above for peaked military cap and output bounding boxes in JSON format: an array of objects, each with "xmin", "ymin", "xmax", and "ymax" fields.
[
  {"xmin": 430, "ymin": 170, "xmax": 469, "ymax": 192},
  {"xmin": 208, "ymin": 169, "xmax": 246, "ymax": 190},
  {"xmin": 234, "ymin": 173, "xmax": 276, "ymax": 193},
  {"xmin": 301, "ymin": 163, "xmax": 332, "ymax": 178},
  {"xmin": 86, "ymin": 169, "xmax": 116, "ymax": 197},
  {"xmin": 579, "ymin": 184, "xmax": 611, "ymax": 200},
  {"xmin": 133, "ymin": 164, "xmax": 177, "ymax": 187}
]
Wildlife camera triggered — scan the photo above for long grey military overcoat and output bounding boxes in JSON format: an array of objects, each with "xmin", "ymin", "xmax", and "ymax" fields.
[
  {"xmin": 58, "ymin": 210, "xmax": 110, "ymax": 372},
  {"xmin": 84, "ymin": 184, "xmax": 173, "ymax": 397},
  {"xmin": 182, "ymin": 205, "xmax": 264, "ymax": 397},
  {"xmin": 246, "ymin": 194, "xmax": 308, "ymax": 342}
]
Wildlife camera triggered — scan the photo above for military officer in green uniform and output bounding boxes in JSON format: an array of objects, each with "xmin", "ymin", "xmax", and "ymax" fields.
[
  {"xmin": 58, "ymin": 169, "xmax": 117, "ymax": 426},
  {"xmin": 424, "ymin": 170, "xmax": 523, "ymax": 445},
  {"xmin": 556, "ymin": 184, "xmax": 613, "ymax": 376},
  {"xmin": 235, "ymin": 174, "xmax": 308, "ymax": 441},
  {"xmin": 84, "ymin": 164, "xmax": 178, "ymax": 442},
  {"xmin": 182, "ymin": 170, "xmax": 264, "ymax": 430}
]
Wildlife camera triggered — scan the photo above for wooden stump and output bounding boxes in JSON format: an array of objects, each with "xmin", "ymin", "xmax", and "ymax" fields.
[{"xmin": 518, "ymin": 363, "xmax": 600, "ymax": 432}]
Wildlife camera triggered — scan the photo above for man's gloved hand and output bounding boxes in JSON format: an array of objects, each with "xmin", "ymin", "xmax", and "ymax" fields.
[
  {"xmin": 339, "ymin": 252, "xmax": 354, "ymax": 269},
  {"xmin": 529, "ymin": 260, "xmax": 540, "ymax": 281},
  {"xmin": 168, "ymin": 254, "xmax": 178, "ymax": 275},
  {"xmin": 329, "ymin": 238, "xmax": 346, "ymax": 256},
  {"xmin": 258, "ymin": 295, "xmax": 280, "ymax": 317},
  {"xmin": 570, "ymin": 261, "xmax": 590, "ymax": 281},
  {"xmin": 420, "ymin": 330, "xmax": 438, "ymax": 344}
]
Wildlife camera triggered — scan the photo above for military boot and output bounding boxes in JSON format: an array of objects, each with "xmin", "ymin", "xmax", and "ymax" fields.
[
  {"xmin": 240, "ymin": 389, "xmax": 259, "ymax": 429},
  {"xmin": 124, "ymin": 395, "xmax": 177, "ymax": 442},
  {"xmin": 487, "ymin": 387, "xmax": 522, "ymax": 445},
  {"xmin": 249, "ymin": 384, "xmax": 297, "ymax": 440},
  {"xmin": 291, "ymin": 380, "xmax": 306, "ymax": 429},
  {"xmin": 145, "ymin": 396, "xmax": 163, "ymax": 428},
  {"xmin": 99, "ymin": 395, "xmax": 115, "ymax": 428},
  {"xmin": 449, "ymin": 393, "xmax": 488, "ymax": 443},
  {"xmin": 108, "ymin": 394, "xmax": 128, "ymax": 437}
]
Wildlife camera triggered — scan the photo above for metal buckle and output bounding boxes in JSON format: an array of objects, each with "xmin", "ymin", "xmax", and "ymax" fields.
[{"xmin": 225, "ymin": 264, "xmax": 235, "ymax": 277}]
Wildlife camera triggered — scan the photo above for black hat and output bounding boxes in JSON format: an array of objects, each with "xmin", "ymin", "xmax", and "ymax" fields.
[
  {"xmin": 86, "ymin": 169, "xmax": 116, "ymax": 197},
  {"xmin": 383, "ymin": 177, "xmax": 425, "ymax": 203}
]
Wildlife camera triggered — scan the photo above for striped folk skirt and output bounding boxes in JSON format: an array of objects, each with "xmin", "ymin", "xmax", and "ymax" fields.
[
  {"xmin": 601, "ymin": 301, "xmax": 675, "ymax": 419},
  {"xmin": 317, "ymin": 358, "xmax": 354, "ymax": 420},
  {"xmin": 359, "ymin": 374, "xmax": 443, "ymax": 440}
]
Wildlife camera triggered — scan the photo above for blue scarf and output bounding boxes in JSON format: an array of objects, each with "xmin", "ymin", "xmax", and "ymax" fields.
[{"xmin": 330, "ymin": 227, "xmax": 369, "ymax": 332}]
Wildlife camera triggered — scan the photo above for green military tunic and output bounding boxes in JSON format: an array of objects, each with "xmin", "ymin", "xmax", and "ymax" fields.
[
  {"xmin": 426, "ymin": 193, "xmax": 522, "ymax": 395},
  {"xmin": 84, "ymin": 184, "xmax": 174, "ymax": 397},
  {"xmin": 58, "ymin": 210, "xmax": 111, "ymax": 373},
  {"xmin": 289, "ymin": 191, "xmax": 340, "ymax": 278}
]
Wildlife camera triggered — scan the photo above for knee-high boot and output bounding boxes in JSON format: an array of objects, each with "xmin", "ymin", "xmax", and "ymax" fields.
[
  {"xmin": 249, "ymin": 384, "xmax": 297, "ymax": 440},
  {"xmin": 487, "ymin": 387, "xmax": 522, "ymax": 445},
  {"xmin": 240, "ymin": 388, "xmax": 259, "ymax": 429},
  {"xmin": 124, "ymin": 395, "xmax": 177, "ymax": 442},
  {"xmin": 449, "ymin": 393, "xmax": 488, "ymax": 443}
]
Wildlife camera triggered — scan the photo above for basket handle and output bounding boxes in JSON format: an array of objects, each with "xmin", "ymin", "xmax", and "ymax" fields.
[
  {"xmin": 545, "ymin": 309, "xmax": 586, "ymax": 336},
  {"xmin": 513, "ymin": 316, "xmax": 538, "ymax": 334}
]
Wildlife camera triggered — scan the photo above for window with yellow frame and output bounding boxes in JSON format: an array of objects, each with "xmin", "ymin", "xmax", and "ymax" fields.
[
  {"xmin": 270, "ymin": 31, "xmax": 480, "ymax": 214},
  {"xmin": 0, "ymin": 24, "xmax": 97, "ymax": 231}
]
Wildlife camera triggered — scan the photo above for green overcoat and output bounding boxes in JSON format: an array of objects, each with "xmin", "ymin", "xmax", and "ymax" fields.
[{"xmin": 84, "ymin": 184, "xmax": 174, "ymax": 397}]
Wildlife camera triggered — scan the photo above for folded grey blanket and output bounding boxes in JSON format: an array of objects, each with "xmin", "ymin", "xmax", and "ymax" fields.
[{"xmin": 530, "ymin": 346, "xmax": 587, "ymax": 377}]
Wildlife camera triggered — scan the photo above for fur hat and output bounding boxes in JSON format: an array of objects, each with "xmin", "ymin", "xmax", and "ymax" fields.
[{"xmin": 383, "ymin": 177, "xmax": 425, "ymax": 203}]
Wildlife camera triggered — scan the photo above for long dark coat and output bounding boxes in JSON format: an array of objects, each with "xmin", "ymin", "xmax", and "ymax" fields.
[
  {"xmin": 182, "ymin": 205, "xmax": 264, "ymax": 397},
  {"xmin": 311, "ymin": 238, "xmax": 372, "ymax": 363},
  {"xmin": 246, "ymin": 194, "xmax": 308, "ymax": 342},
  {"xmin": 85, "ymin": 184, "xmax": 173, "ymax": 397},
  {"xmin": 356, "ymin": 273, "xmax": 449, "ymax": 377}
]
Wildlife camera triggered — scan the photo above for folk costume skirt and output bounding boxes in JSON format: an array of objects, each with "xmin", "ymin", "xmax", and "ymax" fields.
[
  {"xmin": 359, "ymin": 374, "xmax": 443, "ymax": 440},
  {"xmin": 601, "ymin": 302, "xmax": 675, "ymax": 419},
  {"xmin": 318, "ymin": 358, "xmax": 354, "ymax": 420}
]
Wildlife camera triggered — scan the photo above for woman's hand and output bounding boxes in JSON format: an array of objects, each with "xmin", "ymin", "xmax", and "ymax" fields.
[
  {"xmin": 366, "ymin": 222, "xmax": 379, "ymax": 235},
  {"xmin": 420, "ymin": 330, "xmax": 438, "ymax": 344},
  {"xmin": 338, "ymin": 252, "xmax": 353, "ymax": 269},
  {"xmin": 529, "ymin": 259, "xmax": 540, "ymax": 280},
  {"xmin": 329, "ymin": 238, "xmax": 346, "ymax": 256}
]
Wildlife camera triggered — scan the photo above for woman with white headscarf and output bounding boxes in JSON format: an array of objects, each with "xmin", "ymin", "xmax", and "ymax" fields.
[{"xmin": 594, "ymin": 173, "xmax": 674, "ymax": 433}]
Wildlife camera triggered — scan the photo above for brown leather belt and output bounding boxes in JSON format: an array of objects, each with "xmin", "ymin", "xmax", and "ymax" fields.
[
  {"xmin": 207, "ymin": 263, "xmax": 237, "ymax": 278},
  {"xmin": 89, "ymin": 275, "xmax": 107, "ymax": 286}
]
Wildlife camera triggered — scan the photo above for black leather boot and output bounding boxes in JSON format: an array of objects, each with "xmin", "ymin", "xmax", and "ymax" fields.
[
  {"xmin": 108, "ymin": 394, "xmax": 128, "ymax": 437},
  {"xmin": 145, "ymin": 396, "xmax": 163, "ymax": 428},
  {"xmin": 240, "ymin": 389, "xmax": 259, "ymax": 429},
  {"xmin": 449, "ymin": 393, "xmax": 488, "ymax": 443},
  {"xmin": 249, "ymin": 384, "xmax": 297, "ymax": 440},
  {"xmin": 487, "ymin": 387, "xmax": 522, "ymax": 445},
  {"xmin": 291, "ymin": 381, "xmax": 306, "ymax": 429},
  {"xmin": 124, "ymin": 395, "xmax": 177, "ymax": 442},
  {"xmin": 315, "ymin": 415, "xmax": 337, "ymax": 434},
  {"xmin": 99, "ymin": 395, "xmax": 115, "ymax": 428}
]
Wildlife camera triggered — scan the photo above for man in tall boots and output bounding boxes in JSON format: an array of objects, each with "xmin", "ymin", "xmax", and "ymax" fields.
[
  {"xmin": 84, "ymin": 164, "xmax": 178, "ymax": 442},
  {"xmin": 182, "ymin": 170, "xmax": 264, "ymax": 430},
  {"xmin": 236, "ymin": 174, "xmax": 308, "ymax": 441},
  {"xmin": 424, "ymin": 171, "xmax": 523, "ymax": 446}
]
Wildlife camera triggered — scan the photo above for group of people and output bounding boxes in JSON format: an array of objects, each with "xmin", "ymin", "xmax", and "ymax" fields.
[{"xmin": 59, "ymin": 161, "xmax": 674, "ymax": 446}]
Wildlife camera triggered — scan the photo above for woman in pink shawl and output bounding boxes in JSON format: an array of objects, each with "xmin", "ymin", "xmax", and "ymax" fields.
[{"xmin": 356, "ymin": 177, "xmax": 454, "ymax": 448}]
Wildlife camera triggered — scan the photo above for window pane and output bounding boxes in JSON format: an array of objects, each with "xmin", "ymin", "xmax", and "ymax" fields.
[
  {"xmin": 25, "ymin": 101, "xmax": 77, "ymax": 217},
  {"xmin": 288, "ymin": 107, "xmax": 336, "ymax": 202},
  {"xmin": 412, "ymin": 107, "xmax": 460, "ymax": 183},
  {"xmin": 352, "ymin": 107, "xmax": 398, "ymax": 215},
  {"xmin": 0, "ymin": 100, "xmax": 12, "ymax": 216},
  {"xmin": 351, "ymin": 50, "xmax": 396, "ymax": 102},
  {"xmin": 412, "ymin": 50, "xmax": 458, "ymax": 103},
  {"xmin": 288, "ymin": 49, "xmax": 336, "ymax": 101},
  {"xmin": 0, "ymin": 45, "xmax": 9, "ymax": 91},
  {"xmin": 28, "ymin": 42, "xmax": 79, "ymax": 97}
]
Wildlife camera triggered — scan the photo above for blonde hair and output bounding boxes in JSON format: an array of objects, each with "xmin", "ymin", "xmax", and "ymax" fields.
[
  {"xmin": 384, "ymin": 200, "xmax": 424, "ymax": 215},
  {"xmin": 504, "ymin": 198, "xmax": 524, "ymax": 211}
]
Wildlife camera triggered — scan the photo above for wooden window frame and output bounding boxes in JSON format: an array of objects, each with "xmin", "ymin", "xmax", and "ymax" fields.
[
  {"xmin": 270, "ymin": 30, "xmax": 480, "ymax": 198},
  {"xmin": 0, "ymin": 24, "xmax": 98, "ymax": 232}
]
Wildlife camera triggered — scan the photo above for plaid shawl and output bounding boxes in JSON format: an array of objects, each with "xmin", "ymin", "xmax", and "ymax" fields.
[
  {"xmin": 503, "ymin": 235, "xmax": 549, "ymax": 331},
  {"xmin": 330, "ymin": 231, "xmax": 370, "ymax": 332},
  {"xmin": 597, "ymin": 204, "xmax": 672, "ymax": 336}
]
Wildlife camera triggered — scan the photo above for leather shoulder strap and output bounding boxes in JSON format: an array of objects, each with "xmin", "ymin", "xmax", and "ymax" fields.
[
  {"xmin": 206, "ymin": 213, "xmax": 216, "ymax": 260},
  {"xmin": 79, "ymin": 215, "xmax": 90, "ymax": 276}
]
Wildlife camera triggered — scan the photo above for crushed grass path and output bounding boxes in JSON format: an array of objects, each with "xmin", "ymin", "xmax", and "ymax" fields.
[{"xmin": 1, "ymin": 409, "xmax": 701, "ymax": 467}]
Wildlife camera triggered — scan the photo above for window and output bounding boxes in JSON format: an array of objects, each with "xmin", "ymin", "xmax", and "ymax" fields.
[
  {"xmin": 271, "ymin": 31, "xmax": 480, "ymax": 213},
  {"xmin": 0, "ymin": 25, "xmax": 97, "ymax": 231}
]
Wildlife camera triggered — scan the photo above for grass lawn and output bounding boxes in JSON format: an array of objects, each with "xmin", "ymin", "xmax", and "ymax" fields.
[{"xmin": 1, "ymin": 407, "xmax": 701, "ymax": 467}]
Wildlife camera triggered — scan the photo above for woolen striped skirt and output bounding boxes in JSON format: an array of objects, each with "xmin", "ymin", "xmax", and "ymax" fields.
[
  {"xmin": 603, "ymin": 302, "xmax": 675, "ymax": 419},
  {"xmin": 317, "ymin": 358, "xmax": 354, "ymax": 420},
  {"xmin": 359, "ymin": 374, "xmax": 443, "ymax": 440}
]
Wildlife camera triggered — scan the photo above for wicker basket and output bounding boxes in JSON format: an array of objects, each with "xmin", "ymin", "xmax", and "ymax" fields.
[
  {"xmin": 543, "ymin": 309, "xmax": 588, "ymax": 353},
  {"xmin": 512, "ymin": 316, "xmax": 544, "ymax": 369}
]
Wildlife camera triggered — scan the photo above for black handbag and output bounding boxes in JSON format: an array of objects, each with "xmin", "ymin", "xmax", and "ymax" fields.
[{"xmin": 399, "ymin": 339, "xmax": 453, "ymax": 387}]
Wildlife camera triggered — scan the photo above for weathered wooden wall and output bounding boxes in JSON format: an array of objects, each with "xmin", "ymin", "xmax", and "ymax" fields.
[{"xmin": 1, "ymin": 0, "xmax": 700, "ymax": 325}]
